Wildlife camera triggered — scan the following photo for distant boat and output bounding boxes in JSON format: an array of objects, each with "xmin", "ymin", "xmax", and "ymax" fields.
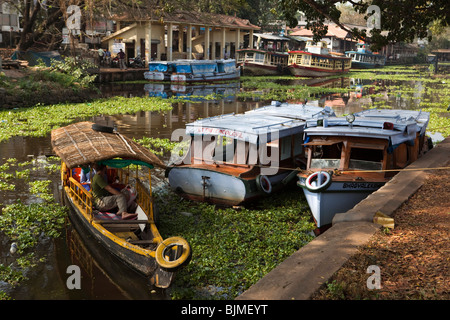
[
  {"xmin": 144, "ymin": 59, "xmax": 240, "ymax": 83},
  {"xmin": 287, "ymin": 40, "xmax": 352, "ymax": 77},
  {"xmin": 345, "ymin": 43, "xmax": 386, "ymax": 68},
  {"xmin": 297, "ymin": 109, "xmax": 431, "ymax": 231},
  {"xmin": 236, "ymin": 33, "xmax": 291, "ymax": 75},
  {"xmin": 166, "ymin": 102, "xmax": 334, "ymax": 206},
  {"xmin": 237, "ymin": 48, "xmax": 288, "ymax": 75}
]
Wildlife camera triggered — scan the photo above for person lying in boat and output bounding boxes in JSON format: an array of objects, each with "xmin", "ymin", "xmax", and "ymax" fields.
[{"xmin": 91, "ymin": 163, "xmax": 138, "ymax": 220}]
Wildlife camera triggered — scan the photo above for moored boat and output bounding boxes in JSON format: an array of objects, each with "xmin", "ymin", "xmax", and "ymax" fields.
[
  {"xmin": 345, "ymin": 43, "xmax": 386, "ymax": 68},
  {"xmin": 144, "ymin": 61, "xmax": 173, "ymax": 81},
  {"xmin": 237, "ymin": 48, "xmax": 288, "ymax": 75},
  {"xmin": 297, "ymin": 109, "xmax": 431, "ymax": 231},
  {"xmin": 288, "ymin": 40, "xmax": 351, "ymax": 77},
  {"xmin": 145, "ymin": 59, "xmax": 240, "ymax": 83},
  {"xmin": 166, "ymin": 102, "xmax": 334, "ymax": 206},
  {"xmin": 51, "ymin": 121, "xmax": 191, "ymax": 288},
  {"xmin": 236, "ymin": 33, "xmax": 291, "ymax": 76}
]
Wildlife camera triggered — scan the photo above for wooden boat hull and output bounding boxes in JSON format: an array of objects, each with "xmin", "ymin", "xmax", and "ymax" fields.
[
  {"xmin": 143, "ymin": 71, "xmax": 170, "ymax": 81},
  {"xmin": 240, "ymin": 62, "xmax": 284, "ymax": 76},
  {"xmin": 167, "ymin": 166, "xmax": 294, "ymax": 206},
  {"xmin": 170, "ymin": 70, "xmax": 240, "ymax": 83},
  {"xmin": 63, "ymin": 188, "xmax": 156, "ymax": 275},
  {"xmin": 62, "ymin": 187, "xmax": 175, "ymax": 288},
  {"xmin": 288, "ymin": 65, "xmax": 349, "ymax": 77},
  {"xmin": 350, "ymin": 61, "xmax": 385, "ymax": 69},
  {"xmin": 297, "ymin": 177, "xmax": 385, "ymax": 227}
]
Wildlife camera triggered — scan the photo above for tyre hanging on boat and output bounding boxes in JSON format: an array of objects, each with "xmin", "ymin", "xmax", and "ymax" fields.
[
  {"xmin": 256, "ymin": 174, "xmax": 272, "ymax": 194},
  {"xmin": 155, "ymin": 236, "xmax": 192, "ymax": 271},
  {"xmin": 305, "ymin": 171, "xmax": 332, "ymax": 192}
]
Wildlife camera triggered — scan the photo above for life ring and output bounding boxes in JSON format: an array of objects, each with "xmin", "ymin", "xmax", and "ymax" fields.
[
  {"xmin": 305, "ymin": 171, "xmax": 332, "ymax": 192},
  {"xmin": 155, "ymin": 236, "xmax": 192, "ymax": 271},
  {"xmin": 92, "ymin": 123, "xmax": 114, "ymax": 133},
  {"xmin": 256, "ymin": 175, "xmax": 272, "ymax": 194}
]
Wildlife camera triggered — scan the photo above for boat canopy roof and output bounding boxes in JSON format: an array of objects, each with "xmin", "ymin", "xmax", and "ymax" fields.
[
  {"xmin": 51, "ymin": 121, "xmax": 166, "ymax": 169},
  {"xmin": 245, "ymin": 101, "xmax": 335, "ymax": 120},
  {"xmin": 186, "ymin": 113, "xmax": 306, "ymax": 144},
  {"xmin": 304, "ymin": 109, "xmax": 430, "ymax": 146}
]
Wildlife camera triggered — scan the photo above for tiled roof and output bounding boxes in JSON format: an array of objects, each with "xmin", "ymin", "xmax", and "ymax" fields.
[
  {"xmin": 113, "ymin": 10, "xmax": 260, "ymax": 30},
  {"xmin": 290, "ymin": 24, "xmax": 352, "ymax": 39}
]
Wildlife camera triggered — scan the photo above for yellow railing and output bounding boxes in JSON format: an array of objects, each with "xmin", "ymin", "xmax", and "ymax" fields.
[
  {"xmin": 135, "ymin": 178, "xmax": 154, "ymax": 222},
  {"xmin": 67, "ymin": 177, "xmax": 93, "ymax": 219}
]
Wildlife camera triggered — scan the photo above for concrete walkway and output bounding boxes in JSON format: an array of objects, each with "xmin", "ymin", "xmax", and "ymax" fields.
[{"xmin": 237, "ymin": 137, "xmax": 450, "ymax": 300}]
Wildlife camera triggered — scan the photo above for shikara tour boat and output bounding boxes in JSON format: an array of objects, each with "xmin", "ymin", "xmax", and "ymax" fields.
[
  {"xmin": 288, "ymin": 40, "xmax": 352, "ymax": 77},
  {"xmin": 236, "ymin": 33, "xmax": 291, "ymax": 76},
  {"xmin": 297, "ymin": 109, "xmax": 431, "ymax": 230},
  {"xmin": 51, "ymin": 122, "xmax": 191, "ymax": 288},
  {"xmin": 144, "ymin": 59, "xmax": 240, "ymax": 83},
  {"xmin": 166, "ymin": 102, "xmax": 334, "ymax": 206},
  {"xmin": 345, "ymin": 43, "xmax": 386, "ymax": 69}
]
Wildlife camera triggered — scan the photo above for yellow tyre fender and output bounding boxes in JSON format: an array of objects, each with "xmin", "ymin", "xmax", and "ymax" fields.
[{"xmin": 155, "ymin": 237, "xmax": 192, "ymax": 271}]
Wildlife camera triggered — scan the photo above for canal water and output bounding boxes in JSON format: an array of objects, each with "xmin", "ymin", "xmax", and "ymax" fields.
[{"xmin": 0, "ymin": 68, "xmax": 448, "ymax": 299}]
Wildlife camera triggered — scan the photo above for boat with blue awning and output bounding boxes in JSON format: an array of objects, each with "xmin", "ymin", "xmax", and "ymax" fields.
[
  {"xmin": 144, "ymin": 59, "xmax": 240, "ymax": 83},
  {"xmin": 345, "ymin": 43, "xmax": 386, "ymax": 68}
]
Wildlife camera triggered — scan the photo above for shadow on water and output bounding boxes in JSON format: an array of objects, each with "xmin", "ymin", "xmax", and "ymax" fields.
[{"xmin": 1, "ymin": 68, "xmax": 447, "ymax": 299}]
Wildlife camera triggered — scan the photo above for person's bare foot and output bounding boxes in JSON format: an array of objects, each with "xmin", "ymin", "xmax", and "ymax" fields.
[{"xmin": 122, "ymin": 212, "xmax": 138, "ymax": 220}]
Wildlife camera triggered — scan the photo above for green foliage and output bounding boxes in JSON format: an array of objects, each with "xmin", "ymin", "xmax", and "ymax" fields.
[
  {"xmin": 156, "ymin": 189, "xmax": 315, "ymax": 299},
  {"xmin": 0, "ymin": 96, "xmax": 172, "ymax": 143},
  {"xmin": 135, "ymin": 137, "xmax": 178, "ymax": 156},
  {"xmin": 0, "ymin": 157, "xmax": 67, "ymax": 295}
]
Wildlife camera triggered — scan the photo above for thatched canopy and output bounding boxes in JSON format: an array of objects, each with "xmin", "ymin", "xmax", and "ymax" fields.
[{"xmin": 51, "ymin": 121, "xmax": 166, "ymax": 169}]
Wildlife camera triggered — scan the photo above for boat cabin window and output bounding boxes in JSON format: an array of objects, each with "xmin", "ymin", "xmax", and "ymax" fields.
[
  {"xmin": 348, "ymin": 146, "xmax": 384, "ymax": 170},
  {"xmin": 254, "ymin": 53, "xmax": 265, "ymax": 63},
  {"xmin": 198, "ymin": 136, "xmax": 257, "ymax": 166},
  {"xmin": 309, "ymin": 142, "xmax": 342, "ymax": 169}
]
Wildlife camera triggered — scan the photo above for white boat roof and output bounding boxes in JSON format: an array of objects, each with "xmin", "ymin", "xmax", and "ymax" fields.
[
  {"xmin": 186, "ymin": 113, "xmax": 306, "ymax": 144},
  {"xmin": 305, "ymin": 109, "xmax": 430, "ymax": 145},
  {"xmin": 245, "ymin": 101, "xmax": 335, "ymax": 120},
  {"xmin": 253, "ymin": 33, "xmax": 290, "ymax": 41}
]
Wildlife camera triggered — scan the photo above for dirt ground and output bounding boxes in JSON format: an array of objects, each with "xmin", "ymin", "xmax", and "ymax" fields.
[{"xmin": 311, "ymin": 165, "xmax": 450, "ymax": 300}]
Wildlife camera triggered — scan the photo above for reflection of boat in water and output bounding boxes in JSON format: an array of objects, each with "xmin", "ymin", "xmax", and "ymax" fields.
[
  {"xmin": 64, "ymin": 220, "xmax": 165, "ymax": 299},
  {"xmin": 297, "ymin": 109, "xmax": 431, "ymax": 232},
  {"xmin": 144, "ymin": 82, "xmax": 240, "ymax": 101},
  {"xmin": 144, "ymin": 59, "xmax": 240, "ymax": 83},
  {"xmin": 52, "ymin": 122, "xmax": 191, "ymax": 289},
  {"xmin": 166, "ymin": 102, "xmax": 334, "ymax": 206},
  {"xmin": 288, "ymin": 41, "xmax": 352, "ymax": 77},
  {"xmin": 346, "ymin": 43, "xmax": 386, "ymax": 69}
]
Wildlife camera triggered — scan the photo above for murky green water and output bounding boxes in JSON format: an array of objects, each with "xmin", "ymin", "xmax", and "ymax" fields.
[{"xmin": 1, "ymin": 64, "xmax": 448, "ymax": 299}]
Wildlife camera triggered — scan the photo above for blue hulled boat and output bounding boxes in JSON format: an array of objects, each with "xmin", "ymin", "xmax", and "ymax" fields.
[{"xmin": 345, "ymin": 43, "xmax": 386, "ymax": 69}]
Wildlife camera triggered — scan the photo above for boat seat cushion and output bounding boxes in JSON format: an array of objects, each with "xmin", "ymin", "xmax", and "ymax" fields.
[{"xmin": 94, "ymin": 212, "xmax": 122, "ymax": 220}]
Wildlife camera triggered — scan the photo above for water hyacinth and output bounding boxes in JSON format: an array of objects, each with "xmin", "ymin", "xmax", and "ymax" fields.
[{"xmin": 0, "ymin": 96, "xmax": 173, "ymax": 143}]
